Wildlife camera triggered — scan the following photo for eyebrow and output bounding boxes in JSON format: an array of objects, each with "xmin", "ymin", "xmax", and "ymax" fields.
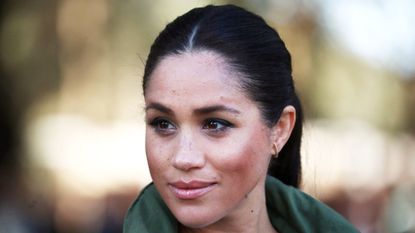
[
  {"xmin": 194, "ymin": 105, "xmax": 240, "ymax": 115},
  {"xmin": 145, "ymin": 103, "xmax": 174, "ymax": 114},
  {"xmin": 145, "ymin": 102, "xmax": 240, "ymax": 115}
]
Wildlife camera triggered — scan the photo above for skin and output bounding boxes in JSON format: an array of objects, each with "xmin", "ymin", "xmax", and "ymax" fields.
[{"xmin": 144, "ymin": 50, "xmax": 295, "ymax": 233}]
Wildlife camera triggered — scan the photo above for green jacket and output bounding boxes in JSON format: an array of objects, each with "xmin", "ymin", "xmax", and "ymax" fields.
[{"xmin": 124, "ymin": 176, "xmax": 359, "ymax": 232}]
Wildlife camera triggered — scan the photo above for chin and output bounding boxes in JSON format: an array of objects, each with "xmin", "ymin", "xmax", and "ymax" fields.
[{"xmin": 173, "ymin": 206, "xmax": 222, "ymax": 229}]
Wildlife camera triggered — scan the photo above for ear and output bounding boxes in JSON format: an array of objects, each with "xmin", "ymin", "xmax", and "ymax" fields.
[{"xmin": 270, "ymin": 106, "xmax": 296, "ymax": 155}]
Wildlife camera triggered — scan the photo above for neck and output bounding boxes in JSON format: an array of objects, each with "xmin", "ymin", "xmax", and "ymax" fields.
[{"xmin": 179, "ymin": 178, "xmax": 277, "ymax": 233}]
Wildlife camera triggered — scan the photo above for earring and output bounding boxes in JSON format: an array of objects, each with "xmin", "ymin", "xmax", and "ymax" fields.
[{"xmin": 272, "ymin": 144, "xmax": 278, "ymax": 158}]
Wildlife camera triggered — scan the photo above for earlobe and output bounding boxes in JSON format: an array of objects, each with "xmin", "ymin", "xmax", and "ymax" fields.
[{"xmin": 271, "ymin": 106, "xmax": 296, "ymax": 154}]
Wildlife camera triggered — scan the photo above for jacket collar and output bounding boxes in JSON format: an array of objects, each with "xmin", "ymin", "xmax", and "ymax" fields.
[{"xmin": 123, "ymin": 176, "xmax": 358, "ymax": 233}]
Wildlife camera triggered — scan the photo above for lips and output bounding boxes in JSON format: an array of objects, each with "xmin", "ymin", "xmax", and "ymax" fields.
[{"xmin": 169, "ymin": 180, "xmax": 217, "ymax": 200}]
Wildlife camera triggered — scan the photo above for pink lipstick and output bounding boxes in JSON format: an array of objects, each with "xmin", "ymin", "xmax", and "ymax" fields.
[{"xmin": 169, "ymin": 180, "xmax": 216, "ymax": 200}]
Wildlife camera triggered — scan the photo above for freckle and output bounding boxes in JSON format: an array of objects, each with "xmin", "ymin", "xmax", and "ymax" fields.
[{"xmin": 250, "ymin": 210, "xmax": 254, "ymax": 213}]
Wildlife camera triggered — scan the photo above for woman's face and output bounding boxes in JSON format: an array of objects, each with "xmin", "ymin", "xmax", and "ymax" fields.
[{"xmin": 144, "ymin": 50, "xmax": 275, "ymax": 228}]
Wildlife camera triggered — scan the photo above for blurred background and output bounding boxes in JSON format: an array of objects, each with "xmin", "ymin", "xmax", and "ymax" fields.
[{"xmin": 1, "ymin": 0, "xmax": 414, "ymax": 232}]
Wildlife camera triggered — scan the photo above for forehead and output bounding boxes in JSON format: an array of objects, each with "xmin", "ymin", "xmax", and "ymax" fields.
[{"xmin": 145, "ymin": 50, "xmax": 247, "ymax": 104}]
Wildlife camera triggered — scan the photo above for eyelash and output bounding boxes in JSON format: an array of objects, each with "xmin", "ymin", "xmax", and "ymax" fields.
[
  {"xmin": 202, "ymin": 118, "xmax": 234, "ymax": 133},
  {"xmin": 148, "ymin": 118, "xmax": 234, "ymax": 135},
  {"xmin": 148, "ymin": 118, "xmax": 176, "ymax": 135}
]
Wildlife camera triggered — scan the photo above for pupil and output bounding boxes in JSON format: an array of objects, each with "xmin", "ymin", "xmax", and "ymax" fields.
[
  {"xmin": 160, "ymin": 121, "xmax": 169, "ymax": 129},
  {"xmin": 209, "ymin": 122, "xmax": 217, "ymax": 129}
]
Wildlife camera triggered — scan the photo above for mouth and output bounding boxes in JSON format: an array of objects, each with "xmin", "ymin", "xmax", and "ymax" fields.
[{"xmin": 168, "ymin": 180, "xmax": 217, "ymax": 200}]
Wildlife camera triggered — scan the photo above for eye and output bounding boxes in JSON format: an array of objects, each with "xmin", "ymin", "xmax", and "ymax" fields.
[
  {"xmin": 149, "ymin": 118, "xmax": 176, "ymax": 135},
  {"xmin": 202, "ymin": 118, "xmax": 233, "ymax": 133}
]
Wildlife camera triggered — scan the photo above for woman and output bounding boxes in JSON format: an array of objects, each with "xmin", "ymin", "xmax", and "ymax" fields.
[{"xmin": 124, "ymin": 4, "xmax": 359, "ymax": 233}]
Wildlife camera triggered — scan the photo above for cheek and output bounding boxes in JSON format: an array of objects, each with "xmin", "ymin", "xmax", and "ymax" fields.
[
  {"xmin": 145, "ymin": 131, "xmax": 170, "ymax": 177},
  {"xmin": 209, "ymin": 128, "xmax": 271, "ymax": 178}
]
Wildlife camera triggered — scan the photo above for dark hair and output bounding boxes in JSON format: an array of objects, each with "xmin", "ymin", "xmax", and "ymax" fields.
[{"xmin": 142, "ymin": 5, "xmax": 303, "ymax": 188}]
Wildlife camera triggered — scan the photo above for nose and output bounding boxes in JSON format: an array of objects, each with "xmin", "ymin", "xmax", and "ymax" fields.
[{"xmin": 172, "ymin": 132, "xmax": 205, "ymax": 171}]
